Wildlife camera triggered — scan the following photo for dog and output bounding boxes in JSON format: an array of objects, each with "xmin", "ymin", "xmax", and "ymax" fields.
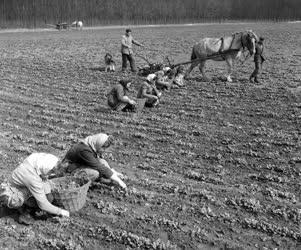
[{"xmin": 104, "ymin": 53, "xmax": 116, "ymax": 72}]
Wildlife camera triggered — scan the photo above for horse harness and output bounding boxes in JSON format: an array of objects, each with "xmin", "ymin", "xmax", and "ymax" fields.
[{"xmin": 217, "ymin": 32, "xmax": 243, "ymax": 59}]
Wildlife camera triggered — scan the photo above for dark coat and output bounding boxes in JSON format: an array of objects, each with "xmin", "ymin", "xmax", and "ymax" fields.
[
  {"xmin": 64, "ymin": 142, "xmax": 113, "ymax": 179},
  {"xmin": 254, "ymin": 42, "xmax": 265, "ymax": 62}
]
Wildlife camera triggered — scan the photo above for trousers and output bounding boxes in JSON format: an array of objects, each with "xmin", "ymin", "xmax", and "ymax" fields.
[
  {"xmin": 250, "ymin": 61, "xmax": 262, "ymax": 79},
  {"xmin": 122, "ymin": 53, "xmax": 136, "ymax": 72}
]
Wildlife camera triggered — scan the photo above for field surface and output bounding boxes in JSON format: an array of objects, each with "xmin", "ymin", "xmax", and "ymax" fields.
[{"xmin": 0, "ymin": 22, "xmax": 300, "ymax": 249}]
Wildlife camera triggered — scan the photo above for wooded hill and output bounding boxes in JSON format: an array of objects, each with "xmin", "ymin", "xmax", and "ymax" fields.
[{"xmin": 0, "ymin": 0, "xmax": 300, "ymax": 28}]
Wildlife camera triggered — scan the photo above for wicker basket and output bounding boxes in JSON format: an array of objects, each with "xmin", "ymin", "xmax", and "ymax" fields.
[{"xmin": 51, "ymin": 177, "xmax": 91, "ymax": 212}]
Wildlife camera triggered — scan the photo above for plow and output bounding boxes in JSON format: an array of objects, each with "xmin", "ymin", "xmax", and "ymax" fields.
[{"xmin": 137, "ymin": 49, "xmax": 244, "ymax": 76}]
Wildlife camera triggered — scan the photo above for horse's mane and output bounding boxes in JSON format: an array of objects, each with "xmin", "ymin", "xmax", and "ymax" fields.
[{"xmin": 228, "ymin": 30, "xmax": 258, "ymax": 42}]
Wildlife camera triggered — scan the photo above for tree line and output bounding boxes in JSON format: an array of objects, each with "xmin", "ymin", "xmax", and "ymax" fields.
[{"xmin": 0, "ymin": 0, "xmax": 300, "ymax": 28}]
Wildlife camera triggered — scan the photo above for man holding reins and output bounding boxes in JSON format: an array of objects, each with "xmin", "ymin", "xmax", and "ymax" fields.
[{"xmin": 250, "ymin": 37, "xmax": 265, "ymax": 83}]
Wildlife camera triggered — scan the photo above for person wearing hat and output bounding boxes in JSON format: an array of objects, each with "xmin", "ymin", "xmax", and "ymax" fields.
[
  {"xmin": 0, "ymin": 153, "xmax": 70, "ymax": 225},
  {"xmin": 121, "ymin": 28, "xmax": 144, "ymax": 73},
  {"xmin": 250, "ymin": 37, "xmax": 265, "ymax": 83},
  {"xmin": 107, "ymin": 79, "xmax": 137, "ymax": 112},
  {"xmin": 137, "ymin": 74, "xmax": 162, "ymax": 107},
  {"xmin": 58, "ymin": 133, "xmax": 127, "ymax": 189}
]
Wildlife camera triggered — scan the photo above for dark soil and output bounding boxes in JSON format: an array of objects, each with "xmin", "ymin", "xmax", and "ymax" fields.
[{"xmin": 0, "ymin": 22, "xmax": 300, "ymax": 249}]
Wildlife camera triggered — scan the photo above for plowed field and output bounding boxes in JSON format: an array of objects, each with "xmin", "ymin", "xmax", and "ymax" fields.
[{"xmin": 0, "ymin": 22, "xmax": 300, "ymax": 249}]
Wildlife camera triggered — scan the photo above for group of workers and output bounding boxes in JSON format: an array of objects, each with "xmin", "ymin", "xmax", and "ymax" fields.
[
  {"xmin": 0, "ymin": 133, "xmax": 126, "ymax": 225},
  {"xmin": 109, "ymin": 29, "xmax": 265, "ymax": 112},
  {"xmin": 108, "ymin": 28, "xmax": 187, "ymax": 112},
  {"xmin": 0, "ymin": 29, "xmax": 265, "ymax": 226}
]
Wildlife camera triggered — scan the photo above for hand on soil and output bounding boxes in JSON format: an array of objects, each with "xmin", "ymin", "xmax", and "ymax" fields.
[{"xmin": 60, "ymin": 209, "xmax": 70, "ymax": 217}]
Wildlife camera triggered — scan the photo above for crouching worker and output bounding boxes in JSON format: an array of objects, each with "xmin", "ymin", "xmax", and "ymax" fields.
[
  {"xmin": 0, "ymin": 153, "xmax": 70, "ymax": 225},
  {"xmin": 155, "ymin": 67, "xmax": 172, "ymax": 91},
  {"xmin": 137, "ymin": 74, "xmax": 162, "ymax": 107},
  {"xmin": 172, "ymin": 65, "xmax": 186, "ymax": 88},
  {"xmin": 59, "ymin": 133, "xmax": 127, "ymax": 189},
  {"xmin": 107, "ymin": 79, "xmax": 137, "ymax": 112}
]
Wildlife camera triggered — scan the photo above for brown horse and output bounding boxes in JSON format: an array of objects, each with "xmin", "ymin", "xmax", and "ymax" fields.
[{"xmin": 185, "ymin": 30, "xmax": 258, "ymax": 82}]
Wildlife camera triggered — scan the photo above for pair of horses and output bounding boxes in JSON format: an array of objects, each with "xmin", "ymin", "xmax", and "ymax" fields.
[
  {"xmin": 184, "ymin": 30, "xmax": 259, "ymax": 82},
  {"xmin": 71, "ymin": 21, "xmax": 83, "ymax": 29}
]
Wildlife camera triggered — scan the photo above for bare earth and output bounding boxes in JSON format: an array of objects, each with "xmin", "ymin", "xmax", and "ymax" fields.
[{"xmin": 0, "ymin": 22, "xmax": 300, "ymax": 249}]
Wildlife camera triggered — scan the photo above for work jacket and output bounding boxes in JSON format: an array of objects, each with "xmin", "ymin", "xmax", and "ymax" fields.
[
  {"xmin": 121, "ymin": 34, "xmax": 141, "ymax": 55},
  {"xmin": 64, "ymin": 142, "xmax": 113, "ymax": 179}
]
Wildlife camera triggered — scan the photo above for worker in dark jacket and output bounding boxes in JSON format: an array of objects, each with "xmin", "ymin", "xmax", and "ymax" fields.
[
  {"xmin": 137, "ymin": 74, "xmax": 162, "ymax": 107},
  {"xmin": 107, "ymin": 79, "xmax": 136, "ymax": 112},
  {"xmin": 59, "ymin": 133, "xmax": 126, "ymax": 189},
  {"xmin": 250, "ymin": 37, "xmax": 265, "ymax": 83}
]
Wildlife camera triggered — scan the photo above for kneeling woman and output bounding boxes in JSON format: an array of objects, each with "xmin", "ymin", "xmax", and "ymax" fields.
[
  {"xmin": 137, "ymin": 74, "xmax": 162, "ymax": 107},
  {"xmin": 0, "ymin": 153, "xmax": 70, "ymax": 224},
  {"xmin": 107, "ymin": 79, "xmax": 136, "ymax": 112},
  {"xmin": 61, "ymin": 133, "xmax": 126, "ymax": 189}
]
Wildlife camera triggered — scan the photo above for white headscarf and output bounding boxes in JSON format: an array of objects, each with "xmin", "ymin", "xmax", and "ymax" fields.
[
  {"xmin": 146, "ymin": 74, "xmax": 156, "ymax": 82},
  {"xmin": 82, "ymin": 133, "xmax": 109, "ymax": 154}
]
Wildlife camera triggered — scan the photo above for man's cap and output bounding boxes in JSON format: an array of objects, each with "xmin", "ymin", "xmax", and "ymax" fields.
[{"xmin": 126, "ymin": 28, "xmax": 132, "ymax": 33}]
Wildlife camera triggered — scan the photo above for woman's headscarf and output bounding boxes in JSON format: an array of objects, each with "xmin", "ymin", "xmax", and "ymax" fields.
[
  {"xmin": 146, "ymin": 74, "xmax": 157, "ymax": 82},
  {"xmin": 82, "ymin": 133, "xmax": 110, "ymax": 154},
  {"xmin": 119, "ymin": 79, "xmax": 132, "ymax": 90}
]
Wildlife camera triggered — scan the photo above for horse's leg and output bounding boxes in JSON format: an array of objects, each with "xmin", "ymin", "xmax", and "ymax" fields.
[
  {"xmin": 184, "ymin": 62, "xmax": 198, "ymax": 79},
  {"xmin": 199, "ymin": 60, "xmax": 209, "ymax": 81},
  {"xmin": 225, "ymin": 58, "xmax": 233, "ymax": 82}
]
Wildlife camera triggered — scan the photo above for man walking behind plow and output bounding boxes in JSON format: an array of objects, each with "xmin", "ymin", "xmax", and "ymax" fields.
[{"xmin": 121, "ymin": 28, "xmax": 144, "ymax": 73}]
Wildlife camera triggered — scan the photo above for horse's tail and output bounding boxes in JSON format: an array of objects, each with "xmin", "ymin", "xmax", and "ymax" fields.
[{"xmin": 191, "ymin": 47, "xmax": 197, "ymax": 61}]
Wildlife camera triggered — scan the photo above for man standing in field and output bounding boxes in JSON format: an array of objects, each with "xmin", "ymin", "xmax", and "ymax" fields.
[
  {"xmin": 121, "ymin": 28, "xmax": 144, "ymax": 73},
  {"xmin": 249, "ymin": 37, "xmax": 265, "ymax": 83}
]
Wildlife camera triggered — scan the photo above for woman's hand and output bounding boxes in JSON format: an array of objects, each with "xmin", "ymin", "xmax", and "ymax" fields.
[
  {"xmin": 129, "ymin": 99, "xmax": 137, "ymax": 105},
  {"xmin": 111, "ymin": 168, "xmax": 125, "ymax": 180},
  {"xmin": 110, "ymin": 172, "xmax": 127, "ymax": 189},
  {"xmin": 60, "ymin": 209, "xmax": 70, "ymax": 217}
]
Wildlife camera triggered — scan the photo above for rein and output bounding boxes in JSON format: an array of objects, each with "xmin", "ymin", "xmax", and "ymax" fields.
[{"xmin": 135, "ymin": 52, "xmax": 151, "ymax": 65}]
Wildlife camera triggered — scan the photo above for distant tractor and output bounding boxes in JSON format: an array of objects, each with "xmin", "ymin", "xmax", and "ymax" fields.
[{"xmin": 47, "ymin": 21, "xmax": 83, "ymax": 30}]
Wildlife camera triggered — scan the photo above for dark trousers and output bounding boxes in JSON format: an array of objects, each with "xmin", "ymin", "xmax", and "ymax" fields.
[
  {"xmin": 250, "ymin": 61, "xmax": 261, "ymax": 80},
  {"xmin": 122, "ymin": 53, "xmax": 136, "ymax": 72}
]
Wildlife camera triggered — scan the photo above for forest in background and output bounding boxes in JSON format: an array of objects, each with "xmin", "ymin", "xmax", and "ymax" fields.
[{"xmin": 0, "ymin": 0, "xmax": 300, "ymax": 28}]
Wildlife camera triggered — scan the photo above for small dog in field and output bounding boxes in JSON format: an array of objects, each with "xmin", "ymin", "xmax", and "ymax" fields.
[{"xmin": 104, "ymin": 53, "xmax": 116, "ymax": 72}]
